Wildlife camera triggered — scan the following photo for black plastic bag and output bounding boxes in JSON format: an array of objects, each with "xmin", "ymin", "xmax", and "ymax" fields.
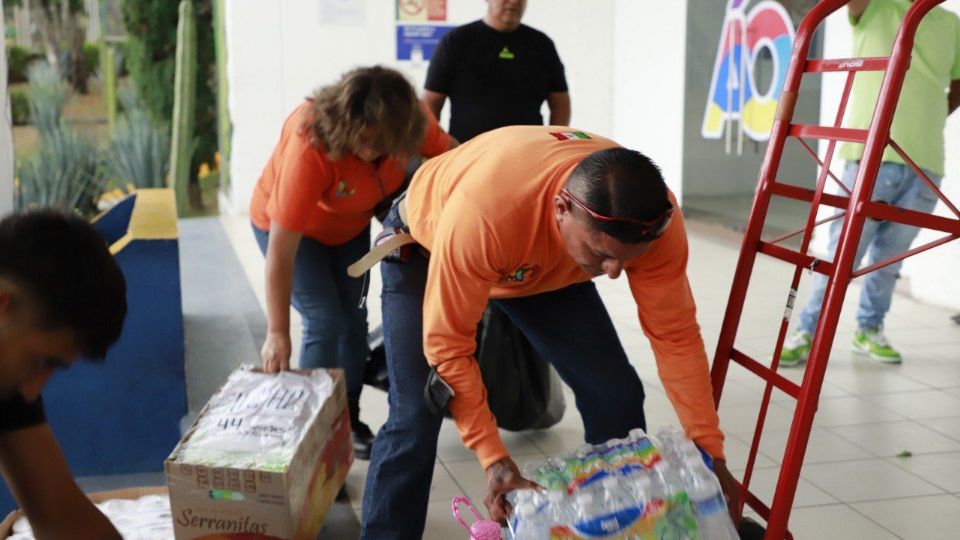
[
  {"xmin": 475, "ymin": 304, "xmax": 566, "ymax": 431},
  {"xmin": 365, "ymin": 305, "xmax": 566, "ymax": 431}
]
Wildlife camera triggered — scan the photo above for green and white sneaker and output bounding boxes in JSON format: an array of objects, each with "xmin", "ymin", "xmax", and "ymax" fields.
[
  {"xmin": 853, "ymin": 327, "xmax": 902, "ymax": 364},
  {"xmin": 779, "ymin": 331, "xmax": 812, "ymax": 367}
]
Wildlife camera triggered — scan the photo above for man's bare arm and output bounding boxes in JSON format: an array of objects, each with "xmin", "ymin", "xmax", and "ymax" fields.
[{"xmin": 0, "ymin": 424, "xmax": 120, "ymax": 539}]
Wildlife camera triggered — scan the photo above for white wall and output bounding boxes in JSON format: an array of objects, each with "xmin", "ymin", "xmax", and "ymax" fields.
[
  {"xmin": 612, "ymin": 0, "xmax": 687, "ymax": 199},
  {"xmin": 223, "ymin": 0, "xmax": 621, "ymax": 214},
  {"xmin": 817, "ymin": 1, "xmax": 960, "ymax": 310}
]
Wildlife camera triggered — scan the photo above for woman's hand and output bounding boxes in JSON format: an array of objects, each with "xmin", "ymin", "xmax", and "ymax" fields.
[{"xmin": 261, "ymin": 330, "xmax": 292, "ymax": 372}]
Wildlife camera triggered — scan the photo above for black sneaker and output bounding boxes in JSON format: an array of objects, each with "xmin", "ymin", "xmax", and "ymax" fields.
[{"xmin": 352, "ymin": 420, "xmax": 376, "ymax": 460}]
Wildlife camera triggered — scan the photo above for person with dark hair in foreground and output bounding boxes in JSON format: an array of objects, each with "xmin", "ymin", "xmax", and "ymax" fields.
[
  {"xmin": 359, "ymin": 126, "xmax": 737, "ymax": 538},
  {"xmin": 0, "ymin": 209, "xmax": 127, "ymax": 539}
]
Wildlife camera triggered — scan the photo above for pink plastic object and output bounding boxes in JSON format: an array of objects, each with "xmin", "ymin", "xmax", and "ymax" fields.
[{"xmin": 452, "ymin": 496, "xmax": 501, "ymax": 540}]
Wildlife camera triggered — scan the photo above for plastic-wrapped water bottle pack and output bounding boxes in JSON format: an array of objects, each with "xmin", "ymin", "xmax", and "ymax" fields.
[{"xmin": 507, "ymin": 426, "xmax": 738, "ymax": 540}]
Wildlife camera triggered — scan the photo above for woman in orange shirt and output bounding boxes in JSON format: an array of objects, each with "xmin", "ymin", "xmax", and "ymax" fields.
[{"xmin": 249, "ymin": 66, "xmax": 455, "ymax": 458}]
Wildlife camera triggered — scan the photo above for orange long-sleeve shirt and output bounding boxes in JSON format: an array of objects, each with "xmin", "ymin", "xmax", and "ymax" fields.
[
  {"xmin": 405, "ymin": 126, "xmax": 724, "ymax": 469},
  {"xmin": 250, "ymin": 100, "xmax": 450, "ymax": 245}
]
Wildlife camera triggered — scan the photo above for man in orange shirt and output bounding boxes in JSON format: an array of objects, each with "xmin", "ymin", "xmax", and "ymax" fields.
[{"xmin": 360, "ymin": 126, "xmax": 737, "ymax": 538}]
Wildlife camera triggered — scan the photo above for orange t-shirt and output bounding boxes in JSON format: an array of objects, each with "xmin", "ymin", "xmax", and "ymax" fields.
[
  {"xmin": 406, "ymin": 125, "xmax": 724, "ymax": 469},
  {"xmin": 249, "ymin": 100, "xmax": 451, "ymax": 245}
]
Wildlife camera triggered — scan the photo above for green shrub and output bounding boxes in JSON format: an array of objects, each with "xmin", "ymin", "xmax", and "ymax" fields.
[
  {"xmin": 81, "ymin": 42, "xmax": 101, "ymax": 81},
  {"xmin": 7, "ymin": 45, "xmax": 41, "ymax": 84},
  {"xmin": 9, "ymin": 89, "xmax": 30, "ymax": 126},
  {"xmin": 108, "ymin": 86, "xmax": 171, "ymax": 189},
  {"xmin": 15, "ymin": 123, "xmax": 106, "ymax": 216},
  {"xmin": 26, "ymin": 62, "xmax": 70, "ymax": 136}
]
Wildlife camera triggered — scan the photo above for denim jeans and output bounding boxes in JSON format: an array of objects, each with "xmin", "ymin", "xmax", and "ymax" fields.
[
  {"xmin": 360, "ymin": 204, "xmax": 648, "ymax": 539},
  {"xmin": 797, "ymin": 161, "xmax": 942, "ymax": 333},
  {"xmin": 252, "ymin": 224, "xmax": 369, "ymax": 402}
]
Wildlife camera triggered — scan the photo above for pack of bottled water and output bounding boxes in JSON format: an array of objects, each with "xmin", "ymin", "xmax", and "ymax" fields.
[{"xmin": 507, "ymin": 426, "xmax": 738, "ymax": 539}]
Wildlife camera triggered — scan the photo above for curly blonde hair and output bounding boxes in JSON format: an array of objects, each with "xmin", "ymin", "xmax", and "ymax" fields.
[{"xmin": 300, "ymin": 66, "xmax": 427, "ymax": 161}]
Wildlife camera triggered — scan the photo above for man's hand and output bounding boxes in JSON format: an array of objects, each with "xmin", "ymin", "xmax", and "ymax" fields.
[
  {"xmin": 713, "ymin": 459, "xmax": 742, "ymax": 524},
  {"xmin": 261, "ymin": 330, "xmax": 292, "ymax": 372},
  {"xmin": 483, "ymin": 457, "xmax": 540, "ymax": 523}
]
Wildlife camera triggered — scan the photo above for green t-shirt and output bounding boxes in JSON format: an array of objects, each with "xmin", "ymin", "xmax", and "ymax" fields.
[{"xmin": 838, "ymin": 0, "xmax": 960, "ymax": 176}]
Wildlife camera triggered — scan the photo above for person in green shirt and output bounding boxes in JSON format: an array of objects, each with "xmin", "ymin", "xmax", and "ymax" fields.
[{"xmin": 782, "ymin": 0, "xmax": 960, "ymax": 365}]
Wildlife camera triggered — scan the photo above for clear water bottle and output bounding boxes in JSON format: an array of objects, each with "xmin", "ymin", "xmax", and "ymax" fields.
[
  {"xmin": 572, "ymin": 476, "xmax": 643, "ymax": 537},
  {"xmin": 623, "ymin": 469, "xmax": 656, "ymax": 509},
  {"xmin": 543, "ymin": 489, "xmax": 575, "ymax": 529},
  {"xmin": 511, "ymin": 501, "xmax": 546, "ymax": 540},
  {"xmin": 681, "ymin": 454, "xmax": 738, "ymax": 540}
]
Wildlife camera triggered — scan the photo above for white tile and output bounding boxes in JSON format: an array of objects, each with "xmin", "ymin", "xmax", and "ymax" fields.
[
  {"xmin": 737, "ymin": 466, "xmax": 838, "ymax": 508},
  {"xmin": 756, "ymin": 427, "xmax": 873, "ymax": 464},
  {"xmin": 526, "ymin": 424, "xmax": 588, "ymax": 456},
  {"xmin": 921, "ymin": 416, "xmax": 960, "ymax": 442},
  {"xmin": 436, "ymin": 421, "xmax": 477, "ymax": 463},
  {"xmin": 852, "ymin": 495, "xmax": 960, "ymax": 540},
  {"xmin": 716, "ymin": 400, "xmax": 797, "ymax": 436},
  {"xmin": 887, "ymin": 452, "xmax": 960, "ymax": 493},
  {"xmin": 811, "ymin": 396, "xmax": 907, "ymax": 428},
  {"xmin": 787, "ymin": 504, "xmax": 899, "ymax": 540},
  {"xmin": 944, "ymin": 387, "xmax": 960, "ymax": 399},
  {"xmin": 881, "ymin": 325, "xmax": 960, "ymax": 347},
  {"xmin": 428, "ymin": 463, "xmax": 465, "ymax": 503},
  {"xmin": 802, "ymin": 459, "xmax": 944, "ymax": 502},
  {"xmin": 826, "ymin": 367, "xmax": 930, "ymax": 394},
  {"xmin": 721, "ymin": 433, "xmax": 778, "ymax": 471},
  {"xmin": 828, "ymin": 421, "xmax": 960, "ymax": 457},
  {"xmin": 861, "ymin": 389, "xmax": 960, "ymax": 420},
  {"xmin": 444, "ymin": 459, "xmax": 488, "ymax": 508}
]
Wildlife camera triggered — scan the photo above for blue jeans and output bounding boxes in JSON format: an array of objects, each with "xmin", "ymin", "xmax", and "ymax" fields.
[
  {"xmin": 360, "ymin": 205, "xmax": 648, "ymax": 539},
  {"xmin": 252, "ymin": 224, "xmax": 369, "ymax": 402},
  {"xmin": 797, "ymin": 161, "xmax": 942, "ymax": 333}
]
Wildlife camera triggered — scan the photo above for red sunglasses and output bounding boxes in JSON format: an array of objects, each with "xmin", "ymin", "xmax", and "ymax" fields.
[{"xmin": 561, "ymin": 188, "xmax": 674, "ymax": 238}]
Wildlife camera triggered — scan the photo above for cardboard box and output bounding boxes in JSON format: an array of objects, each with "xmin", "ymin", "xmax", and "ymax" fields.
[
  {"xmin": 165, "ymin": 368, "xmax": 353, "ymax": 540},
  {"xmin": 0, "ymin": 486, "xmax": 169, "ymax": 537}
]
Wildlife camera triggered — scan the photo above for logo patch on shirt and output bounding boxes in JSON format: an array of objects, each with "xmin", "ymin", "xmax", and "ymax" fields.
[
  {"xmin": 498, "ymin": 46, "xmax": 515, "ymax": 60},
  {"xmin": 550, "ymin": 131, "xmax": 591, "ymax": 141},
  {"xmin": 499, "ymin": 264, "xmax": 541, "ymax": 283},
  {"xmin": 335, "ymin": 179, "xmax": 357, "ymax": 198}
]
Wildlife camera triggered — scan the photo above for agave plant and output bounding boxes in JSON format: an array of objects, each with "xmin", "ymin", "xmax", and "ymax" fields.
[
  {"xmin": 108, "ymin": 86, "xmax": 171, "ymax": 189},
  {"xmin": 25, "ymin": 61, "xmax": 71, "ymax": 137},
  {"xmin": 16, "ymin": 123, "xmax": 106, "ymax": 216}
]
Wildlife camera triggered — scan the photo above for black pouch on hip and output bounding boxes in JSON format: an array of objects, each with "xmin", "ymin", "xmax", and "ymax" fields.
[{"xmin": 424, "ymin": 366, "xmax": 455, "ymax": 416}]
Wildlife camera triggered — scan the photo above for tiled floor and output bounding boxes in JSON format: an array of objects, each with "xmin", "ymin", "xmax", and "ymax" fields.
[{"xmin": 221, "ymin": 214, "xmax": 960, "ymax": 539}]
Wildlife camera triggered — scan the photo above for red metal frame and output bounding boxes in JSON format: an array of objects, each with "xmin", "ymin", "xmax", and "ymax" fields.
[{"xmin": 708, "ymin": 1, "xmax": 956, "ymax": 539}]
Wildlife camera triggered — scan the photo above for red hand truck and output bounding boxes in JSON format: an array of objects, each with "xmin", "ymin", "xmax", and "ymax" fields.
[{"xmin": 708, "ymin": 1, "xmax": 959, "ymax": 538}]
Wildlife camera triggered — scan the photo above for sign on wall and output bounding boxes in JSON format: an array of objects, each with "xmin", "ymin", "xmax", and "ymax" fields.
[
  {"xmin": 395, "ymin": 0, "xmax": 450, "ymax": 61},
  {"xmin": 396, "ymin": 24, "xmax": 454, "ymax": 61},
  {"xmin": 319, "ymin": 0, "xmax": 366, "ymax": 26},
  {"xmin": 701, "ymin": 0, "xmax": 796, "ymax": 154},
  {"xmin": 396, "ymin": 0, "xmax": 447, "ymax": 22},
  {"xmin": 682, "ymin": 0, "xmax": 821, "ymax": 200}
]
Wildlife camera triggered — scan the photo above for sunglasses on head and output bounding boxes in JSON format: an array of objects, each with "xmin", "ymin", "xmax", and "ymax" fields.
[{"xmin": 560, "ymin": 188, "xmax": 674, "ymax": 239}]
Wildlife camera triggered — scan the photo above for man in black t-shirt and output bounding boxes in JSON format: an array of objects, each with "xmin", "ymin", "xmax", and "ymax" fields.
[
  {"xmin": 423, "ymin": 0, "xmax": 570, "ymax": 142},
  {"xmin": 0, "ymin": 210, "xmax": 126, "ymax": 538}
]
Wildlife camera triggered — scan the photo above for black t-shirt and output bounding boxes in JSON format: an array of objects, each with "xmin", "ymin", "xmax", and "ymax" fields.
[
  {"xmin": 425, "ymin": 20, "xmax": 568, "ymax": 142},
  {"xmin": 0, "ymin": 395, "xmax": 45, "ymax": 432}
]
